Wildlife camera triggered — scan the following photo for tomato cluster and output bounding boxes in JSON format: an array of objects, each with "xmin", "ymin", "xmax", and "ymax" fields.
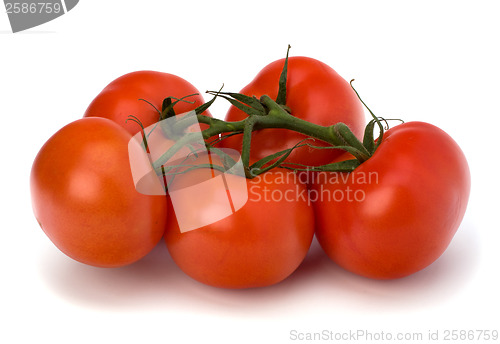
[{"xmin": 30, "ymin": 54, "xmax": 470, "ymax": 289}]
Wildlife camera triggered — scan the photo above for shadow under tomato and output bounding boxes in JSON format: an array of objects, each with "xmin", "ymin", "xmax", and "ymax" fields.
[
  {"xmin": 291, "ymin": 218, "xmax": 481, "ymax": 313},
  {"xmin": 37, "ymin": 241, "xmax": 174, "ymax": 311},
  {"xmin": 37, "ymin": 219, "xmax": 480, "ymax": 316}
]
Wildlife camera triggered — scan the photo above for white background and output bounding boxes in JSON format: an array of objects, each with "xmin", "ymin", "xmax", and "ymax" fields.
[{"xmin": 1, "ymin": 1, "xmax": 499, "ymax": 343}]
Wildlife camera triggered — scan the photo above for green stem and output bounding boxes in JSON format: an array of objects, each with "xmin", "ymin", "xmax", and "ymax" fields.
[
  {"xmin": 151, "ymin": 94, "xmax": 372, "ymax": 174},
  {"xmin": 151, "ymin": 132, "xmax": 201, "ymax": 172},
  {"xmin": 258, "ymin": 95, "xmax": 336, "ymax": 143},
  {"xmin": 241, "ymin": 117, "xmax": 256, "ymax": 177},
  {"xmin": 258, "ymin": 95, "xmax": 370, "ymax": 161}
]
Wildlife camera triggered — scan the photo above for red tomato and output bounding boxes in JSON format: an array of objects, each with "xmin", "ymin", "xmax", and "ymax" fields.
[
  {"xmin": 84, "ymin": 70, "xmax": 211, "ymax": 136},
  {"xmin": 220, "ymin": 57, "xmax": 365, "ymax": 166},
  {"xmin": 164, "ymin": 165, "xmax": 315, "ymax": 288},
  {"xmin": 30, "ymin": 117, "xmax": 167, "ymax": 267},
  {"xmin": 311, "ymin": 122, "xmax": 470, "ymax": 279}
]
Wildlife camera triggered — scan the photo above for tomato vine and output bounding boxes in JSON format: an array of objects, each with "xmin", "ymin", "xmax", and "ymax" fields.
[{"xmin": 136, "ymin": 46, "xmax": 402, "ymax": 179}]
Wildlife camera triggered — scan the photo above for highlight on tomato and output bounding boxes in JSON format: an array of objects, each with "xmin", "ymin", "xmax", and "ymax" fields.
[
  {"xmin": 219, "ymin": 55, "xmax": 366, "ymax": 166},
  {"xmin": 163, "ymin": 152, "xmax": 315, "ymax": 289},
  {"xmin": 30, "ymin": 117, "xmax": 168, "ymax": 267},
  {"xmin": 84, "ymin": 70, "xmax": 212, "ymax": 135},
  {"xmin": 311, "ymin": 121, "xmax": 471, "ymax": 279}
]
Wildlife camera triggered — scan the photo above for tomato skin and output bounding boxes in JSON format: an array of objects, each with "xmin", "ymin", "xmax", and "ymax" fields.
[
  {"xmin": 30, "ymin": 117, "xmax": 167, "ymax": 267},
  {"xmin": 220, "ymin": 57, "xmax": 365, "ymax": 166},
  {"xmin": 164, "ymin": 169, "xmax": 315, "ymax": 288},
  {"xmin": 84, "ymin": 70, "xmax": 211, "ymax": 135},
  {"xmin": 312, "ymin": 122, "xmax": 470, "ymax": 279}
]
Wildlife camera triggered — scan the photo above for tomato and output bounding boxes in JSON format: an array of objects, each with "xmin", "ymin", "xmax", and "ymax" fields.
[
  {"xmin": 84, "ymin": 70, "xmax": 211, "ymax": 136},
  {"xmin": 311, "ymin": 122, "xmax": 470, "ymax": 279},
  {"xmin": 30, "ymin": 117, "xmax": 167, "ymax": 267},
  {"xmin": 220, "ymin": 56, "xmax": 365, "ymax": 166},
  {"xmin": 164, "ymin": 163, "xmax": 315, "ymax": 289}
]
